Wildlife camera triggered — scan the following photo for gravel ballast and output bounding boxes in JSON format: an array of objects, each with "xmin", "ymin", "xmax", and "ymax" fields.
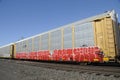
[{"xmin": 0, "ymin": 59, "xmax": 119, "ymax": 80}]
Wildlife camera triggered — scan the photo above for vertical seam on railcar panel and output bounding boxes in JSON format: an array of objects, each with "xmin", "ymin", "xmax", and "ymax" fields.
[
  {"xmin": 32, "ymin": 38, "xmax": 34, "ymax": 52},
  {"xmin": 48, "ymin": 32, "xmax": 51, "ymax": 51},
  {"xmin": 10, "ymin": 45, "xmax": 12, "ymax": 58},
  {"xmin": 14, "ymin": 44, "xmax": 16, "ymax": 58},
  {"xmin": 93, "ymin": 21, "xmax": 97, "ymax": 46},
  {"xmin": 104, "ymin": 18, "xmax": 108, "ymax": 57},
  {"xmin": 26, "ymin": 40, "xmax": 28, "ymax": 52},
  {"xmin": 72, "ymin": 25, "xmax": 75, "ymax": 49},
  {"xmin": 111, "ymin": 19, "xmax": 117, "ymax": 59},
  {"xmin": 39, "ymin": 36, "xmax": 41, "ymax": 50},
  {"xmin": 61, "ymin": 28, "xmax": 64, "ymax": 49}
]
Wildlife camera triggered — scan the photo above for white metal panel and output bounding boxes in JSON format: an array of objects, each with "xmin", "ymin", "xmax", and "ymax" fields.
[
  {"xmin": 0, "ymin": 44, "xmax": 11, "ymax": 57},
  {"xmin": 75, "ymin": 22, "xmax": 94, "ymax": 47},
  {"xmin": 33, "ymin": 36, "xmax": 40, "ymax": 51},
  {"xmin": 41, "ymin": 33, "xmax": 49, "ymax": 50},
  {"xmin": 64, "ymin": 26, "xmax": 72, "ymax": 48},
  {"xmin": 50, "ymin": 29, "xmax": 62, "ymax": 50},
  {"xmin": 27, "ymin": 39, "xmax": 32, "ymax": 52}
]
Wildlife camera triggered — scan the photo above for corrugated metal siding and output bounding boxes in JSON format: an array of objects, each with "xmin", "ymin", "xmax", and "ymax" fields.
[
  {"xmin": 15, "ymin": 23, "xmax": 95, "ymax": 53},
  {"xmin": 33, "ymin": 36, "xmax": 40, "ymax": 51},
  {"xmin": 64, "ymin": 26, "xmax": 72, "ymax": 48},
  {"xmin": 27, "ymin": 39, "xmax": 32, "ymax": 52},
  {"xmin": 22, "ymin": 40, "xmax": 27, "ymax": 52},
  {"xmin": 41, "ymin": 33, "xmax": 49, "ymax": 50},
  {"xmin": 16, "ymin": 40, "xmax": 28, "ymax": 53},
  {"xmin": 75, "ymin": 22, "xmax": 94, "ymax": 47},
  {"xmin": 113, "ymin": 19, "xmax": 120, "ymax": 58},
  {"xmin": 0, "ymin": 45, "xmax": 11, "ymax": 57},
  {"xmin": 16, "ymin": 42, "xmax": 21, "ymax": 53},
  {"xmin": 94, "ymin": 17, "xmax": 116, "ymax": 59},
  {"xmin": 50, "ymin": 29, "xmax": 62, "ymax": 50}
]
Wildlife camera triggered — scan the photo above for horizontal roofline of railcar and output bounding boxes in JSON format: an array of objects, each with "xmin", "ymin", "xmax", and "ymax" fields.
[{"xmin": 0, "ymin": 43, "xmax": 13, "ymax": 49}]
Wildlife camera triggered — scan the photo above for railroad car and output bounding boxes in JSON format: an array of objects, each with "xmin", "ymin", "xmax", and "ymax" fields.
[
  {"xmin": 0, "ymin": 43, "xmax": 14, "ymax": 58},
  {"xmin": 0, "ymin": 10, "xmax": 120, "ymax": 63}
]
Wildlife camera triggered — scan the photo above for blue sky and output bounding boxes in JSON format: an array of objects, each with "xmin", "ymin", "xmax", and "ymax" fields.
[{"xmin": 0, "ymin": 0, "xmax": 120, "ymax": 46}]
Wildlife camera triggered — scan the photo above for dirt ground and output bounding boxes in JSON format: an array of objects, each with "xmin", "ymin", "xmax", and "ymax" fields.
[{"xmin": 0, "ymin": 59, "xmax": 119, "ymax": 80}]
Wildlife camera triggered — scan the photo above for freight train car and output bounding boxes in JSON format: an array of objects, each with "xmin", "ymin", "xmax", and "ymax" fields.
[
  {"xmin": 0, "ymin": 43, "xmax": 14, "ymax": 58},
  {"xmin": 0, "ymin": 10, "xmax": 120, "ymax": 63}
]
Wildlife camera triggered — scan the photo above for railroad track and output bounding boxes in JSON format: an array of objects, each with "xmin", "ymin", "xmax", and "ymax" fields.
[
  {"xmin": 1, "ymin": 59, "xmax": 120, "ymax": 78},
  {"xmin": 10, "ymin": 59, "xmax": 120, "ymax": 78}
]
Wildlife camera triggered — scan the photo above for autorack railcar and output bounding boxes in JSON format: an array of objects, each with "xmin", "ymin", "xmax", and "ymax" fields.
[{"xmin": 0, "ymin": 10, "xmax": 120, "ymax": 63}]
